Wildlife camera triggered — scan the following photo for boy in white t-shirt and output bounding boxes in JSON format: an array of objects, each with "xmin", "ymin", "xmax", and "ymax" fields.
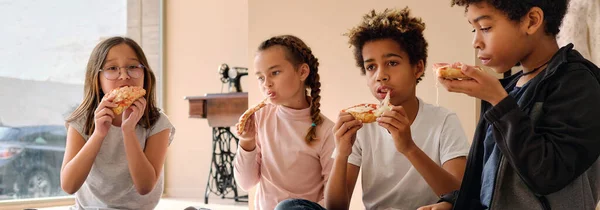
[{"xmin": 275, "ymin": 8, "xmax": 470, "ymax": 210}]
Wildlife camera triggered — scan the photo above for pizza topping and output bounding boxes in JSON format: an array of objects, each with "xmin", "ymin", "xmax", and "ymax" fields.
[
  {"xmin": 107, "ymin": 86, "xmax": 146, "ymax": 115},
  {"xmin": 345, "ymin": 104, "xmax": 377, "ymax": 113}
]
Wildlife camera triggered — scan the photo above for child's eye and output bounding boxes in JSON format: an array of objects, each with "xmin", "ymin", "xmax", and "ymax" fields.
[
  {"xmin": 388, "ymin": 61, "xmax": 399, "ymax": 66},
  {"xmin": 272, "ymin": 70, "xmax": 280, "ymax": 76},
  {"xmin": 257, "ymin": 76, "xmax": 265, "ymax": 82},
  {"xmin": 365, "ymin": 64, "xmax": 375, "ymax": 71},
  {"xmin": 105, "ymin": 66, "xmax": 119, "ymax": 71},
  {"xmin": 471, "ymin": 27, "xmax": 491, "ymax": 33}
]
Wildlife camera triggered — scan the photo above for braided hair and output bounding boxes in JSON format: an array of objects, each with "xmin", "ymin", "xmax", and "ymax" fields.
[{"xmin": 258, "ymin": 35, "xmax": 323, "ymax": 144}]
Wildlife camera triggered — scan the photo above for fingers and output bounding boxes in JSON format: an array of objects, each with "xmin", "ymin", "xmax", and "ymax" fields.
[
  {"xmin": 245, "ymin": 115, "xmax": 255, "ymax": 132},
  {"xmin": 340, "ymin": 123, "xmax": 362, "ymax": 141},
  {"xmin": 95, "ymin": 108, "xmax": 115, "ymax": 119},
  {"xmin": 377, "ymin": 120, "xmax": 399, "ymax": 135},
  {"xmin": 132, "ymin": 99, "xmax": 146, "ymax": 113},
  {"xmin": 438, "ymin": 77, "xmax": 477, "ymax": 94},
  {"xmin": 460, "ymin": 63, "xmax": 485, "ymax": 81},
  {"xmin": 334, "ymin": 111, "xmax": 356, "ymax": 131},
  {"xmin": 96, "ymin": 99, "xmax": 117, "ymax": 116},
  {"xmin": 379, "ymin": 106, "xmax": 409, "ymax": 126},
  {"xmin": 335, "ymin": 118, "xmax": 362, "ymax": 136},
  {"xmin": 103, "ymin": 92, "xmax": 116, "ymax": 101},
  {"xmin": 236, "ymin": 115, "xmax": 256, "ymax": 137},
  {"xmin": 97, "ymin": 116, "xmax": 113, "ymax": 124}
]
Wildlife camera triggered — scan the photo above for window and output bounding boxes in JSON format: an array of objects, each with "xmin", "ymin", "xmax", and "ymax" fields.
[{"xmin": 0, "ymin": 0, "xmax": 161, "ymax": 203}]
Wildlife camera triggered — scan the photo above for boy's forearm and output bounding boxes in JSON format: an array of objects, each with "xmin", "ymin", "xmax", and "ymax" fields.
[
  {"xmin": 325, "ymin": 155, "xmax": 351, "ymax": 210},
  {"xmin": 404, "ymin": 146, "xmax": 462, "ymax": 196}
]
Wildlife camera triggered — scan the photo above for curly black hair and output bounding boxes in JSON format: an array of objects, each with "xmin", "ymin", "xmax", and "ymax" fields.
[
  {"xmin": 450, "ymin": 0, "xmax": 568, "ymax": 36},
  {"xmin": 346, "ymin": 7, "xmax": 428, "ymax": 83}
]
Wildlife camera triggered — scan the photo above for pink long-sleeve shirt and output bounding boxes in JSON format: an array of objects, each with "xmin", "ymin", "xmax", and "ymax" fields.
[{"xmin": 234, "ymin": 103, "xmax": 335, "ymax": 210}]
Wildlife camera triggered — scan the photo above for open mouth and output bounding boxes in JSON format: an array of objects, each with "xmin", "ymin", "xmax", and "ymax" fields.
[{"xmin": 377, "ymin": 86, "xmax": 392, "ymax": 94}]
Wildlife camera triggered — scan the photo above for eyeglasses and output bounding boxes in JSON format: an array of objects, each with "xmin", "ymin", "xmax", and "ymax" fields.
[{"xmin": 99, "ymin": 64, "xmax": 145, "ymax": 80}]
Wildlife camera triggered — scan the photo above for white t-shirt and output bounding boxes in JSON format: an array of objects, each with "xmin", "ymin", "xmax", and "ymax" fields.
[{"xmin": 348, "ymin": 98, "xmax": 470, "ymax": 210}]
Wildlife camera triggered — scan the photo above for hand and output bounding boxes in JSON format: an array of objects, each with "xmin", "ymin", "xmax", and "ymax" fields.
[
  {"xmin": 417, "ymin": 202, "xmax": 453, "ymax": 210},
  {"xmin": 93, "ymin": 94, "xmax": 117, "ymax": 137},
  {"xmin": 236, "ymin": 114, "xmax": 257, "ymax": 140},
  {"xmin": 235, "ymin": 114, "xmax": 257, "ymax": 151},
  {"xmin": 376, "ymin": 106, "xmax": 416, "ymax": 154},
  {"xmin": 122, "ymin": 97, "xmax": 146, "ymax": 133},
  {"xmin": 333, "ymin": 112, "xmax": 363, "ymax": 157},
  {"xmin": 437, "ymin": 62, "xmax": 508, "ymax": 106}
]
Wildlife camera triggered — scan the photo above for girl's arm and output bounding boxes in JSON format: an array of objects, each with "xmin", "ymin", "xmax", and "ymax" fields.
[
  {"xmin": 61, "ymin": 95, "xmax": 116, "ymax": 194},
  {"xmin": 60, "ymin": 127, "xmax": 106, "ymax": 194},
  {"xmin": 233, "ymin": 137, "xmax": 262, "ymax": 191},
  {"xmin": 317, "ymin": 128, "xmax": 336, "ymax": 205},
  {"xmin": 122, "ymin": 128, "xmax": 170, "ymax": 195},
  {"xmin": 233, "ymin": 114, "xmax": 261, "ymax": 190}
]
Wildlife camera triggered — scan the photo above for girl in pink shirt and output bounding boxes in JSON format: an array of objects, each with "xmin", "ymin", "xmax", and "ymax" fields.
[{"xmin": 234, "ymin": 35, "xmax": 335, "ymax": 210}]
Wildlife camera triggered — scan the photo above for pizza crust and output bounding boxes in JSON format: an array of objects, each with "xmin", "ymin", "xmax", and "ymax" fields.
[
  {"xmin": 107, "ymin": 86, "xmax": 146, "ymax": 115},
  {"xmin": 344, "ymin": 104, "xmax": 378, "ymax": 123},
  {"xmin": 343, "ymin": 92, "xmax": 392, "ymax": 123},
  {"xmin": 236, "ymin": 97, "xmax": 269, "ymax": 135},
  {"xmin": 434, "ymin": 63, "xmax": 483, "ymax": 80}
]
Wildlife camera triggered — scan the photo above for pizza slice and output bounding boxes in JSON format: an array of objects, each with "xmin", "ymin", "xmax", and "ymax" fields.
[
  {"xmin": 107, "ymin": 86, "xmax": 146, "ymax": 115},
  {"xmin": 236, "ymin": 97, "xmax": 269, "ymax": 135},
  {"xmin": 434, "ymin": 62, "xmax": 483, "ymax": 80},
  {"xmin": 343, "ymin": 92, "xmax": 392, "ymax": 123}
]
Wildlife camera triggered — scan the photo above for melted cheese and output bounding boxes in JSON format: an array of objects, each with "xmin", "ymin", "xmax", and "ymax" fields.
[{"xmin": 346, "ymin": 104, "xmax": 376, "ymax": 113}]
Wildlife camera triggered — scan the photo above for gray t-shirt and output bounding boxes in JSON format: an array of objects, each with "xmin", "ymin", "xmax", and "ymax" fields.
[{"xmin": 68, "ymin": 112, "xmax": 175, "ymax": 210}]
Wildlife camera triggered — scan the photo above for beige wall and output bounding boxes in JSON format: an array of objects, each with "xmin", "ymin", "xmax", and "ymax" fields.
[
  {"xmin": 165, "ymin": 0, "xmax": 477, "ymax": 209},
  {"xmin": 164, "ymin": 0, "xmax": 249, "ymax": 198}
]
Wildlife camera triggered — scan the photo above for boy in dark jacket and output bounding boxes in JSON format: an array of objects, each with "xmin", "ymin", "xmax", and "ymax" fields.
[{"xmin": 420, "ymin": 0, "xmax": 600, "ymax": 209}]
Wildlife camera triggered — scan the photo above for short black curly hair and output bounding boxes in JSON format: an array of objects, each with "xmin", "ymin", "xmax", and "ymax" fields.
[
  {"xmin": 346, "ymin": 7, "xmax": 428, "ymax": 83},
  {"xmin": 451, "ymin": 0, "xmax": 568, "ymax": 36}
]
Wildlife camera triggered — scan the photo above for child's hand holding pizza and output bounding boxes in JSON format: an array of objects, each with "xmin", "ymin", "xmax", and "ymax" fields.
[
  {"xmin": 237, "ymin": 114, "xmax": 257, "ymax": 141},
  {"xmin": 122, "ymin": 97, "xmax": 146, "ymax": 133},
  {"xmin": 94, "ymin": 94, "xmax": 117, "ymax": 136},
  {"xmin": 333, "ymin": 111, "xmax": 362, "ymax": 157},
  {"xmin": 436, "ymin": 62, "xmax": 508, "ymax": 105},
  {"xmin": 377, "ymin": 105, "xmax": 416, "ymax": 154}
]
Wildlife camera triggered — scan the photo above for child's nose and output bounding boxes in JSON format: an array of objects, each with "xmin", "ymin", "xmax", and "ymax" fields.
[{"xmin": 118, "ymin": 68, "xmax": 131, "ymax": 80}]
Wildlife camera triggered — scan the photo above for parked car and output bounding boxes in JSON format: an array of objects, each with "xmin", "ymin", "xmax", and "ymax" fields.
[{"xmin": 0, "ymin": 125, "xmax": 67, "ymax": 199}]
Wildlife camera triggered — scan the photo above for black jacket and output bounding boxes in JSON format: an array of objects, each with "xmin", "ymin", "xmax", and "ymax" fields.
[{"xmin": 452, "ymin": 44, "xmax": 600, "ymax": 210}]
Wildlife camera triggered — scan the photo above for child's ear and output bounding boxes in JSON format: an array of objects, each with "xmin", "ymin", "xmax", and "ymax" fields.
[
  {"xmin": 523, "ymin": 7, "xmax": 544, "ymax": 35},
  {"xmin": 414, "ymin": 60, "xmax": 424, "ymax": 79},
  {"xmin": 299, "ymin": 63, "xmax": 310, "ymax": 82}
]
